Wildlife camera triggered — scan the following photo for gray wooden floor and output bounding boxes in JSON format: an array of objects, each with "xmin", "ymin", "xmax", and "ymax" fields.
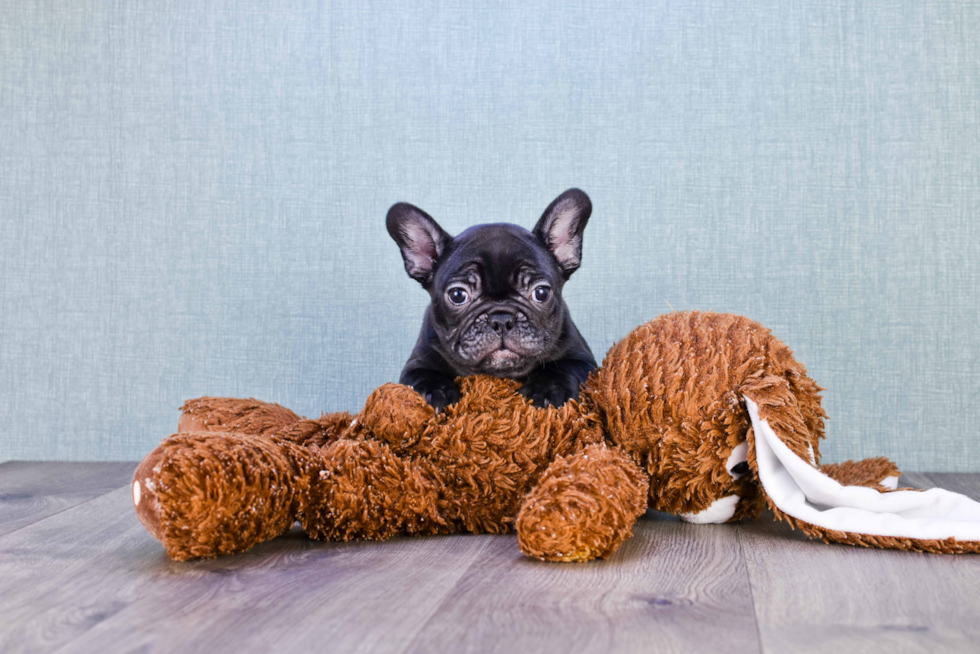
[{"xmin": 1, "ymin": 463, "xmax": 978, "ymax": 654}]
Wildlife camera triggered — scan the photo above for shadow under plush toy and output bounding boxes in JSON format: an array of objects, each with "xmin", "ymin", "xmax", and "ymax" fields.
[{"xmin": 133, "ymin": 311, "xmax": 980, "ymax": 561}]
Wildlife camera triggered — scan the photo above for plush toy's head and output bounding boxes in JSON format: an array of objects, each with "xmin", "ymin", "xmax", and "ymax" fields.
[
  {"xmin": 583, "ymin": 311, "xmax": 980, "ymax": 554},
  {"xmin": 581, "ymin": 312, "xmax": 824, "ymax": 523}
]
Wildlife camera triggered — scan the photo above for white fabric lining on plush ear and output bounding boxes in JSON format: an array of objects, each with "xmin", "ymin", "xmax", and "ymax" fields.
[{"xmin": 744, "ymin": 396, "xmax": 980, "ymax": 541}]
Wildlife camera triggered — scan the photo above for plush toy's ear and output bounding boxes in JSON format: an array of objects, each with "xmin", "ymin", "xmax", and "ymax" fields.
[
  {"xmin": 533, "ymin": 188, "xmax": 592, "ymax": 278},
  {"xmin": 743, "ymin": 393, "xmax": 980, "ymax": 553},
  {"xmin": 386, "ymin": 202, "xmax": 453, "ymax": 286}
]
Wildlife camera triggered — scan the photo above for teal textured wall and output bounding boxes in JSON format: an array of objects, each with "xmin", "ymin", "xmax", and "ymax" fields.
[{"xmin": 1, "ymin": 1, "xmax": 978, "ymax": 469}]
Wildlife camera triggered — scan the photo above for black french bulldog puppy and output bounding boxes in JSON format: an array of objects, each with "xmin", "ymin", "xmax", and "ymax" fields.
[{"xmin": 387, "ymin": 188, "xmax": 597, "ymax": 411}]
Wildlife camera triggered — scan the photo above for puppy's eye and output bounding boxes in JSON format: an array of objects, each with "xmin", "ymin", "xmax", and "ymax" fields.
[
  {"xmin": 532, "ymin": 286, "xmax": 551, "ymax": 303},
  {"xmin": 447, "ymin": 288, "xmax": 469, "ymax": 305}
]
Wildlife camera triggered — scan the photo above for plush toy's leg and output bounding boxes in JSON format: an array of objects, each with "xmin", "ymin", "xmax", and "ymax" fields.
[
  {"xmin": 515, "ymin": 444, "xmax": 649, "ymax": 562},
  {"xmin": 133, "ymin": 432, "xmax": 319, "ymax": 561},
  {"xmin": 301, "ymin": 438, "xmax": 455, "ymax": 541},
  {"xmin": 179, "ymin": 396, "xmax": 355, "ymax": 448},
  {"xmin": 179, "ymin": 397, "xmax": 303, "ymax": 434}
]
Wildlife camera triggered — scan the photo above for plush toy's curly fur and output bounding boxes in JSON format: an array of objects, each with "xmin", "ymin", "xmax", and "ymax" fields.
[
  {"xmin": 134, "ymin": 311, "xmax": 979, "ymax": 562},
  {"xmin": 136, "ymin": 376, "xmax": 646, "ymax": 561}
]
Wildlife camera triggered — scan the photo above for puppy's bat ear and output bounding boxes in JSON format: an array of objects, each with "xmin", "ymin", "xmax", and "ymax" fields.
[
  {"xmin": 533, "ymin": 188, "xmax": 592, "ymax": 278},
  {"xmin": 386, "ymin": 203, "xmax": 453, "ymax": 285}
]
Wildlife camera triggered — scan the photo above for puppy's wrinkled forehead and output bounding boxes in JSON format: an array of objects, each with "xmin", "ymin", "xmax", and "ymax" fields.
[{"xmin": 435, "ymin": 224, "xmax": 560, "ymax": 294}]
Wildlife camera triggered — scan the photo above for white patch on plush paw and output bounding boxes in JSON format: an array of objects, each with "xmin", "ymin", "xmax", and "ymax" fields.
[
  {"xmin": 726, "ymin": 442, "xmax": 749, "ymax": 479},
  {"xmin": 679, "ymin": 495, "xmax": 740, "ymax": 524},
  {"xmin": 881, "ymin": 475, "xmax": 900, "ymax": 490},
  {"xmin": 133, "ymin": 480, "xmax": 141, "ymax": 506}
]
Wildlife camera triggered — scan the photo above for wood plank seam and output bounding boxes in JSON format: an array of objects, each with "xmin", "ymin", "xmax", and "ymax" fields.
[
  {"xmin": 379, "ymin": 535, "xmax": 495, "ymax": 654},
  {"xmin": 0, "ymin": 483, "xmax": 130, "ymax": 541},
  {"xmin": 735, "ymin": 523, "xmax": 766, "ymax": 654}
]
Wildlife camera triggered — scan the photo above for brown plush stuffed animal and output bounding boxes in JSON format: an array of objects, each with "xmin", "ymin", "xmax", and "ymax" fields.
[{"xmin": 133, "ymin": 311, "xmax": 980, "ymax": 562}]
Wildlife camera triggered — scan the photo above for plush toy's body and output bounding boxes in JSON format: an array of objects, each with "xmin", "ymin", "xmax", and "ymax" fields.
[{"xmin": 134, "ymin": 311, "xmax": 980, "ymax": 562}]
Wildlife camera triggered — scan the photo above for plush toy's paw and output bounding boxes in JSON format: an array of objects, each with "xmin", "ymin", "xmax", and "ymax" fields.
[
  {"xmin": 413, "ymin": 377, "xmax": 461, "ymax": 412},
  {"xmin": 517, "ymin": 444, "xmax": 649, "ymax": 562},
  {"xmin": 361, "ymin": 383, "xmax": 435, "ymax": 453},
  {"xmin": 518, "ymin": 371, "xmax": 580, "ymax": 408}
]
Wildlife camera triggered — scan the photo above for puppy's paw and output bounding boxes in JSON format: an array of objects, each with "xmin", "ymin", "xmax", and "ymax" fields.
[
  {"xmin": 413, "ymin": 378, "xmax": 461, "ymax": 412},
  {"xmin": 518, "ymin": 373, "xmax": 579, "ymax": 408}
]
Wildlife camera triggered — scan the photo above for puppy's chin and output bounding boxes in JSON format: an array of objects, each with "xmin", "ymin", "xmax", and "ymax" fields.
[
  {"xmin": 456, "ymin": 346, "xmax": 534, "ymax": 377},
  {"xmin": 480, "ymin": 348, "xmax": 525, "ymax": 374}
]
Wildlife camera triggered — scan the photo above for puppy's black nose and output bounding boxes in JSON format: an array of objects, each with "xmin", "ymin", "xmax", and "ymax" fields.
[{"xmin": 488, "ymin": 311, "xmax": 516, "ymax": 335}]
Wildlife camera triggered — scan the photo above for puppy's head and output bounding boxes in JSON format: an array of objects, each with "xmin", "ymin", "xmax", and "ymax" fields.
[{"xmin": 387, "ymin": 189, "xmax": 592, "ymax": 377}]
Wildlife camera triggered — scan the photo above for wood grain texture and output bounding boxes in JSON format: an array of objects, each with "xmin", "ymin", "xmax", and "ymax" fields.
[
  {"xmin": 0, "ymin": 486, "xmax": 164, "ymax": 654},
  {"xmin": 0, "ymin": 461, "xmax": 136, "ymax": 536},
  {"xmin": 918, "ymin": 473, "xmax": 980, "ymax": 499},
  {"xmin": 57, "ymin": 530, "xmax": 495, "ymax": 654},
  {"xmin": 738, "ymin": 473, "xmax": 980, "ymax": 654},
  {"xmin": 404, "ymin": 512, "xmax": 762, "ymax": 654},
  {"xmin": 0, "ymin": 479, "xmax": 493, "ymax": 654}
]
